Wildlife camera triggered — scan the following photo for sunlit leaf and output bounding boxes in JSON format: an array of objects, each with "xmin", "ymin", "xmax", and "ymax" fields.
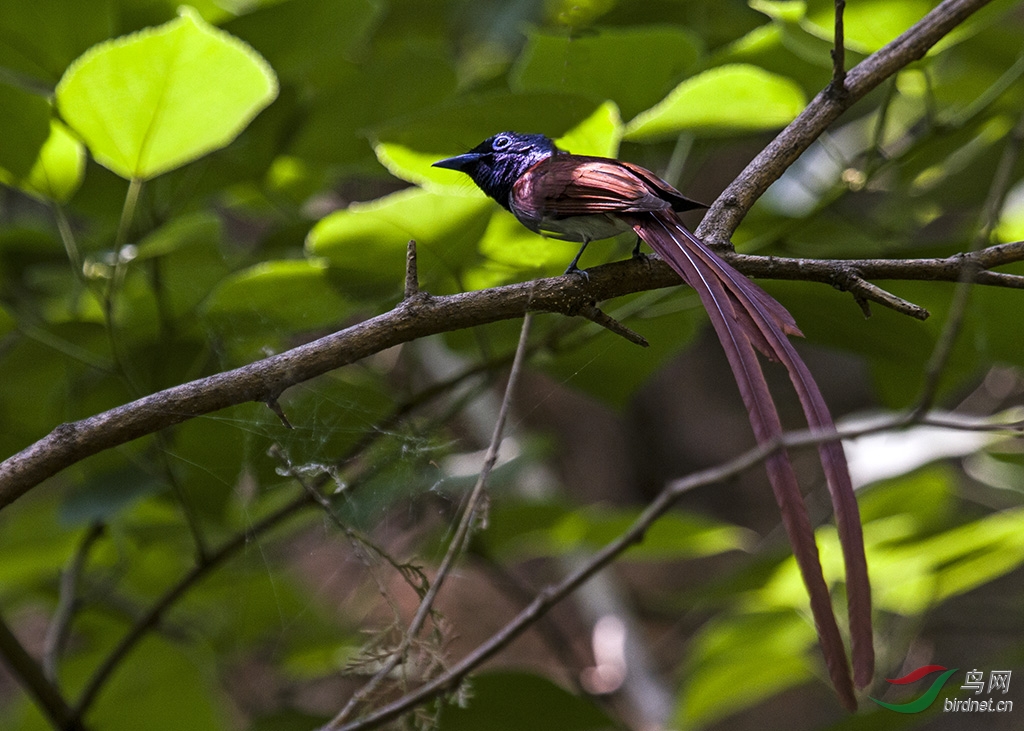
[
  {"xmin": 677, "ymin": 611, "xmax": 815, "ymax": 727},
  {"xmin": 625, "ymin": 64, "xmax": 806, "ymax": 140},
  {"xmin": 55, "ymin": 7, "xmax": 278, "ymax": 180},
  {"xmin": 306, "ymin": 188, "xmax": 492, "ymax": 297},
  {"xmin": 806, "ymin": 0, "xmax": 933, "ymax": 53},
  {"xmin": 554, "ymin": 100, "xmax": 623, "ymax": 157},
  {"xmin": 484, "ymin": 500, "xmax": 754, "ymax": 560}
]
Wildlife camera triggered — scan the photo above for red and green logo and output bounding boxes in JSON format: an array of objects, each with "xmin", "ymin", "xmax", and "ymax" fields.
[{"xmin": 870, "ymin": 665, "xmax": 959, "ymax": 713}]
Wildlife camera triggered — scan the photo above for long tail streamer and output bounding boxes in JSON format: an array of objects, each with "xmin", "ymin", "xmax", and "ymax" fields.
[{"xmin": 627, "ymin": 209, "xmax": 873, "ymax": 709}]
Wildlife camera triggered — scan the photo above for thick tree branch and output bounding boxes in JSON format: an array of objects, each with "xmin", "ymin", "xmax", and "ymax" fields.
[{"xmin": 2, "ymin": 242, "xmax": 1023, "ymax": 511}]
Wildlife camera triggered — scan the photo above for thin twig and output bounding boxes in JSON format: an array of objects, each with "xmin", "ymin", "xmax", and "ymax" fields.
[
  {"xmin": 265, "ymin": 396, "xmax": 294, "ymax": 429},
  {"xmin": 831, "ymin": 0, "xmax": 847, "ymax": 91},
  {"xmin": 70, "ymin": 494, "xmax": 313, "ymax": 721},
  {"xmin": 0, "ymin": 611, "xmax": 83, "ymax": 730},
  {"xmin": 914, "ymin": 110, "xmax": 1024, "ymax": 414},
  {"xmin": 323, "ymin": 312, "xmax": 536, "ymax": 730},
  {"xmin": 43, "ymin": 522, "xmax": 105, "ymax": 684},
  {"xmin": 579, "ymin": 304, "xmax": 650, "ymax": 346},
  {"xmin": 699, "ymin": 0, "xmax": 996, "ymax": 243},
  {"xmin": 828, "ymin": 266, "xmax": 929, "ymax": 319},
  {"xmin": 404, "ymin": 240, "xmax": 419, "ymax": 299},
  {"xmin": 332, "ymin": 407, "xmax": 1023, "ymax": 731}
]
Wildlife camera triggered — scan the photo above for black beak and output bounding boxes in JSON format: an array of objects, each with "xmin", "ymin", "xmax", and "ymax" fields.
[{"xmin": 432, "ymin": 152, "xmax": 482, "ymax": 172}]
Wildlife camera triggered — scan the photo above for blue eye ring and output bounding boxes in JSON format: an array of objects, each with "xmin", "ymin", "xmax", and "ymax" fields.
[{"xmin": 491, "ymin": 134, "xmax": 512, "ymax": 150}]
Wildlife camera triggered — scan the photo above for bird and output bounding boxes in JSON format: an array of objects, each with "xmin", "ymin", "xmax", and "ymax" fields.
[{"xmin": 434, "ymin": 132, "xmax": 873, "ymax": 709}]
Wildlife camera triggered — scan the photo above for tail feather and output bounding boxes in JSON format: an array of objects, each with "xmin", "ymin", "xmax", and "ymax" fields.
[
  {"xmin": 628, "ymin": 209, "xmax": 873, "ymax": 704},
  {"xmin": 662, "ymin": 215, "xmax": 874, "ymax": 689}
]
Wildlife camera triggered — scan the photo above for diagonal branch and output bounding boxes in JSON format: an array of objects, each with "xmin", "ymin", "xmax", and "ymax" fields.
[
  {"xmin": 331, "ymin": 409, "xmax": 1024, "ymax": 731},
  {"xmin": 698, "ymin": 0, "xmax": 997, "ymax": 244},
  {"xmin": 2, "ymin": 239, "xmax": 1023, "ymax": 512},
  {"xmin": 323, "ymin": 313, "xmax": 535, "ymax": 730}
]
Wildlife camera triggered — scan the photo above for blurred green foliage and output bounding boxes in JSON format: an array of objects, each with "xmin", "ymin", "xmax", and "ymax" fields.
[{"xmin": 1, "ymin": 0, "xmax": 1023, "ymax": 729}]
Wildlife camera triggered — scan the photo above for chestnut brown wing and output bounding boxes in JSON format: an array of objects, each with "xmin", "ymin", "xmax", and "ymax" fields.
[{"xmin": 510, "ymin": 155, "xmax": 675, "ymax": 221}]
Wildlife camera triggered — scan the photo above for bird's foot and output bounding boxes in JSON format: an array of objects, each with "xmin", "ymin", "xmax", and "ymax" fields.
[{"xmin": 563, "ymin": 263, "xmax": 590, "ymax": 281}]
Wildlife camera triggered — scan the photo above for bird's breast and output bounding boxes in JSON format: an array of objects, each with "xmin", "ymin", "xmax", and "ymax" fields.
[{"xmin": 508, "ymin": 205, "xmax": 633, "ymax": 243}]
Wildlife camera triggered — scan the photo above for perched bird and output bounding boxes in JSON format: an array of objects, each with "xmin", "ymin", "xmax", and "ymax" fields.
[{"xmin": 434, "ymin": 132, "xmax": 873, "ymax": 709}]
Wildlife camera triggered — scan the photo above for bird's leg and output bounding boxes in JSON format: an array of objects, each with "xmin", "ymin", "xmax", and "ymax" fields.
[
  {"xmin": 563, "ymin": 239, "xmax": 590, "ymax": 276},
  {"xmin": 631, "ymin": 235, "xmax": 646, "ymax": 260}
]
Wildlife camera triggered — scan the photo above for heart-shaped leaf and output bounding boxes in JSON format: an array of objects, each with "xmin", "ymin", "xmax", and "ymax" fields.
[{"xmin": 55, "ymin": 7, "xmax": 278, "ymax": 180}]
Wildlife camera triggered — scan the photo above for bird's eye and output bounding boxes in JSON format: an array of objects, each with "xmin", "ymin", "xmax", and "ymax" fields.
[{"xmin": 491, "ymin": 134, "xmax": 512, "ymax": 150}]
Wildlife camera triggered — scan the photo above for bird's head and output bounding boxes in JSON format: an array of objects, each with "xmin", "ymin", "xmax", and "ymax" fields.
[{"xmin": 432, "ymin": 132, "xmax": 558, "ymax": 209}]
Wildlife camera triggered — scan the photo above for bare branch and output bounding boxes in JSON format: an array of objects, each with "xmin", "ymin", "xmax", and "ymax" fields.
[
  {"xmin": 330, "ymin": 408, "xmax": 1024, "ymax": 731},
  {"xmin": 0, "ymin": 612, "xmax": 83, "ymax": 731},
  {"xmin": 43, "ymin": 522, "xmax": 105, "ymax": 684},
  {"xmin": 324, "ymin": 313, "xmax": 535, "ymax": 729},
  {"xmin": 4, "ymin": 236, "xmax": 1023, "ymax": 511},
  {"xmin": 831, "ymin": 0, "xmax": 848, "ymax": 91},
  {"xmin": 578, "ymin": 304, "xmax": 650, "ymax": 346},
  {"xmin": 404, "ymin": 240, "xmax": 420, "ymax": 300},
  {"xmin": 697, "ymin": 0, "xmax": 998, "ymax": 244}
]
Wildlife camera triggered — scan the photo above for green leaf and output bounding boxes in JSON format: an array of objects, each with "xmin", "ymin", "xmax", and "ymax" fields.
[
  {"xmin": 625, "ymin": 63, "xmax": 807, "ymax": 140},
  {"xmin": 0, "ymin": 102, "xmax": 85, "ymax": 202},
  {"xmin": 806, "ymin": 0, "xmax": 933, "ymax": 53},
  {"xmin": 203, "ymin": 259, "xmax": 353, "ymax": 334},
  {"xmin": 749, "ymin": 0, "xmax": 808, "ymax": 24},
  {"xmin": 555, "ymin": 99, "xmax": 623, "ymax": 157},
  {"xmin": 15, "ymin": 120, "xmax": 86, "ymax": 202},
  {"xmin": 134, "ymin": 211, "xmax": 222, "ymax": 260},
  {"xmin": 512, "ymin": 26, "xmax": 702, "ymax": 119},
  {"xmin": 306, "ymin": 188, "xmax": 492, "ymax": 298},
  {"xmin": 484, "ymin": 500, "xmax": 755, "ymax": 561},
  {"xmin": 83, "ymin": 636, "xmax": 226, "ymax": 731},
  {"xmin": 867, "ymin": 503, "xmax": 1024, "ymax": 614},
  {"xmin": 55, "ymin": 7, "xmax": 278, "ymax": 180},
  {"xmin": 678, "ymin": 611, "xmax": 815, "ymax": 727}
]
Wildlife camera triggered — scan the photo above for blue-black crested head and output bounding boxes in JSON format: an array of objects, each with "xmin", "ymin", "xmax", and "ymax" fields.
[{"xmin": 432, "ymin": 132, "xmax": 559, "ymax": 209}]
